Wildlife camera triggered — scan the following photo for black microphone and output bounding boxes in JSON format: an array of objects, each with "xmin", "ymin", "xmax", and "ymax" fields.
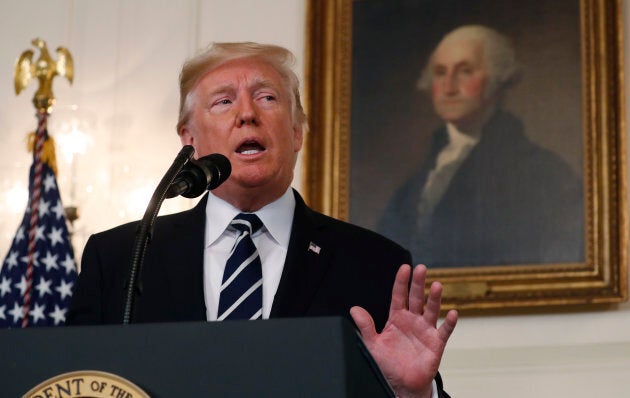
[{"xmin": 166, "ymin": 153, "xmax": 231, "ymax": 198}]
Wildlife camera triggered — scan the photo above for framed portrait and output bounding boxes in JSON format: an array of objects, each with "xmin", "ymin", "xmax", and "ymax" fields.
[{"xmin": 303, "ymin": 0, "xmax": 627, "ymax": 310}]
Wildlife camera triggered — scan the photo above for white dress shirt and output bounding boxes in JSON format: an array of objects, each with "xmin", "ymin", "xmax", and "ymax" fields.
[{"xmin": 203, "ymin": 188, "xmax": 295, "ymax": 321}]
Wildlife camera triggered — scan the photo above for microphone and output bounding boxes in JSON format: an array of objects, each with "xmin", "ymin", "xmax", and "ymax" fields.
[{"xmin": 166, "ymin": 153, "xmax": 231, "ymax": 198}]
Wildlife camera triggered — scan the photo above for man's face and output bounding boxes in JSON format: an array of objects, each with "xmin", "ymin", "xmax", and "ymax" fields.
[
  {"xmin": 179, "ymin": 57, "xmax": 303, "ymax": 210},
  {"xmin": 431, "ymin": 37, "xmax": 494, "ymax": 131}
]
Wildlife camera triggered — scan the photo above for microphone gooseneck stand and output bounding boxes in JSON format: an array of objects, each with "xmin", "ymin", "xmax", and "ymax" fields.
[{"xmin": 122, "ymin": 145, "xmax": 195, "ymax": 325}]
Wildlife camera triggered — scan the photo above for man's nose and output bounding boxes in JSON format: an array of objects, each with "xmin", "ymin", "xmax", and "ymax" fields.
[
  {"xmin": 236, "ymin": 97, "xmax": 258, "ymax": 127},
  {"xmin": 442, "ymin": 73, "xmax": 458, "ymax": 94}
]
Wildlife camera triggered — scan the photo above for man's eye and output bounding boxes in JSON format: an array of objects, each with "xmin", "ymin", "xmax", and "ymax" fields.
[
  {"xmin": 433, "ymin": 68, "xmax": 446, "ymax": 77},
  {"xmin": 262, "ymin": 95, "xmax": 275, "ymax": 101},
  {"xmin": 217, "ymin": 99, "xmax": 232, "ymax": 105}
]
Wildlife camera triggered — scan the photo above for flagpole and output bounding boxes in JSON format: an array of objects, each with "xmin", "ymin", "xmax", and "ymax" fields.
[{"xmin": 21, "ymin": 111, "xmax": 50, "ymax": 327}]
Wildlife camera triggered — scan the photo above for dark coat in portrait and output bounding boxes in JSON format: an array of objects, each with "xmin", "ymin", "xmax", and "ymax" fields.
[{"xmin": 378, "ymin": 110, "xmax": 584, "ymax": 267}]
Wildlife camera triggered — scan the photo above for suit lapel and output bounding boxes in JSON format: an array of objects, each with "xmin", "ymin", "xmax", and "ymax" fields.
[
  {"xmin": 270, "ymin": 190, "xmax": 333, "ymax": 318},
  {"xmin": 158, "ymin": 195, "xmax": 208, "ymax": 320}
]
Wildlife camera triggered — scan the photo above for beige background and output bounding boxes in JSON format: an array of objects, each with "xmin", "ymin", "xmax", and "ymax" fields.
[{"xmin": 0, "ymin": 1, "xmax": 628, "ymax": 396}]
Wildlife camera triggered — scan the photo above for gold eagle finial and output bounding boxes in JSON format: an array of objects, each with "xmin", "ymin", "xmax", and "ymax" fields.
[{"xmin": 14, "ymin": 38, "xmax": 74, "ymax": 113}]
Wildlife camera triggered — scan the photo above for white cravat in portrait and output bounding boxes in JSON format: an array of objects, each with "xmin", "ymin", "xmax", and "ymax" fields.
[{"xmin": 416, "ymin": 123, "xmax": 480, "ymax": 228}]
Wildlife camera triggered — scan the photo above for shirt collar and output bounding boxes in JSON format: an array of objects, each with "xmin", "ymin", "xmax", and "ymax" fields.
[
  {"xmin": 204, "ymin": 188, "xmax": 296, "ymax": 248},
  {"xmin": 446, "ymin": 122, "xmax": 482, "ymax": 147}
]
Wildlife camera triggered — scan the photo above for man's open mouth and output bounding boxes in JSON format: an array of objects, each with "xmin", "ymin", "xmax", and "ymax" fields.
[{"xmin": 236, "ymin": 140, "xmax": 266, "ymax": 155}]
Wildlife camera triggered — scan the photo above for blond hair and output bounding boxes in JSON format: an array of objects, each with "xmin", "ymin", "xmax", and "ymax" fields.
[{"xmin": 176, "ymin": 42, "xmax": 308, "ymax": 133}]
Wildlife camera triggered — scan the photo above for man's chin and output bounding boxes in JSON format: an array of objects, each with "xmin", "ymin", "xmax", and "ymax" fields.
[
  {"xmin": 437, "ymin": 110, "xmax": 477, "ymax": 125},
  {"xmin": 224, "ymin": 174, "xmax": 282, "ymax": 194}
]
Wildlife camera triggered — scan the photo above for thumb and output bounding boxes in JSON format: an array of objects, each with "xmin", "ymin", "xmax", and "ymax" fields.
[{"xmin": 350, "ymin": 306, "xmax": 377, "ymax": 341}]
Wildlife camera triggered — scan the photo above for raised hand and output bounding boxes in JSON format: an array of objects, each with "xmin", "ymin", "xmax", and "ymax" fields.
[{"xmin": 350, "ymin": 264, "xmax": 458, "ymax": 398}]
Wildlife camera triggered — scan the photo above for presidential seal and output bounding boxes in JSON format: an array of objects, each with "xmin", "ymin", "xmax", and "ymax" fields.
[{"xmin": 23, "ymin": 370, "xmax": 150, "ymax": 398}]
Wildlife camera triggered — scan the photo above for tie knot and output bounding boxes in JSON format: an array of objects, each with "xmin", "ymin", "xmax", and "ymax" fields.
[{"xmin": 231, "ymin": 213, "xmax": 263, "ymax": 235}]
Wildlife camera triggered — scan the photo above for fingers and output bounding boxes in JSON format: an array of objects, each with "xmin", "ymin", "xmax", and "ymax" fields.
[
  {"xmin": 350, "ymin": 306, "xmax": 377, "ymax": 341},
  {"xmin": 438, "ymin": 309, "xmax": 458, "ymax": 342},
  {"xmin": 389, "ymin": 264, "xmax": 412, "ymax": 316},
  {"xmin": 408, "ymin": 264, "xmax": 427, "ymax": 314},
  {"xmin": 423, "ymin": 281, "xmax": 443, "ymax": 327},
  {"xmin": 390, "ymin": 263, "xmax": 455, "ymax": 337}
]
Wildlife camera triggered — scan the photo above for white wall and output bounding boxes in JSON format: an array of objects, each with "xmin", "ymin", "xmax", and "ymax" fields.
[{"xmin": 0, "ymin": 1, "xmax": 628, "ymax": 396}]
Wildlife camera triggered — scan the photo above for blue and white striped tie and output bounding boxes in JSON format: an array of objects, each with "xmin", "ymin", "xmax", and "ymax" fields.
[{"xmin": 217, "ymin": 213, "xmax": 263, "ymax": 320}]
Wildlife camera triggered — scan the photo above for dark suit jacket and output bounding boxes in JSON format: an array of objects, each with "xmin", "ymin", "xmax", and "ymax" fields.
[
  {"xmin": 67, "ymin": 190, "xmax": 410, "ymax": 328},
  {"xmin": 379, "ymin": 110, "xmax": 584, "ymax": 267},
  {"xmin": 67, "ymin": 189, "xmax": 451, "ymax": 396}
]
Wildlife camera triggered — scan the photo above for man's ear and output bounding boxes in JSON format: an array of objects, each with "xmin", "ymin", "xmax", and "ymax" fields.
[{"xmin": 292, "ymin": 123, "xmax": 304, "ymax": 152}]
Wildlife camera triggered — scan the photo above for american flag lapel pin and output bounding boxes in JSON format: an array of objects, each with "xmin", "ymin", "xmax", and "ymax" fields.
[{"xmin": 308, "ymin": 241, "xmax": 321, "ymax": 254}]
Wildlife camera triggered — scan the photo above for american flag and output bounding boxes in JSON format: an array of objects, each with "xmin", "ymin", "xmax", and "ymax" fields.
[{"xmin": 0, "ymin": 113, "xmax": 77, "ymax": 328}]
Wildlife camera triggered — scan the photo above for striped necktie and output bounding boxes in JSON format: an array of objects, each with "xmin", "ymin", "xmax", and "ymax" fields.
[{"xmin": 217, "ymin": 213, "xmax": 264, "ymax": 320}]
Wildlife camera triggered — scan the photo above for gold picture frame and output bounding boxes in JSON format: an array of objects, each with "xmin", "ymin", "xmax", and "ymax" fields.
[{"xmin": 303, "ymin": 0, "xmax": 627, "ymax": 310}]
